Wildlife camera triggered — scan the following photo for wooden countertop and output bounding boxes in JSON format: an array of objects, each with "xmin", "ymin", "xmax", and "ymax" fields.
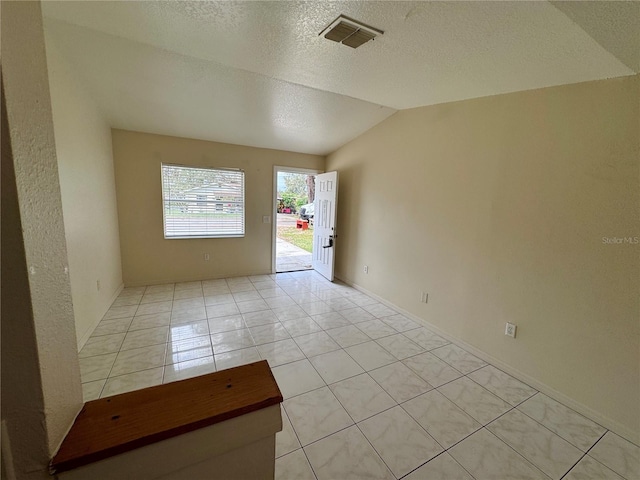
[{"xmin": 51, "ymin": 360, "xmax": 283, "ymax": 474}]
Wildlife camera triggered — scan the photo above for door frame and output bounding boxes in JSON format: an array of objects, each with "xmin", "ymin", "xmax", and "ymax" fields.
[{"xmin": 272, "ymin": 166, "xmax": 323, "ymax": 274}]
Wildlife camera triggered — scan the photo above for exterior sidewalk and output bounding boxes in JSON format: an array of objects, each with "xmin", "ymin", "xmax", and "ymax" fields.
[{"xmin": 276, "ymin": 238, "xmax": 312, "ymax": 272}]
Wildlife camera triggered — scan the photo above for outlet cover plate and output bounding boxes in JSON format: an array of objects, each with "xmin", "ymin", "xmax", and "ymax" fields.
[{"xmin": 505, "ymin": 322, "xmax": 517, "ymax": 338}]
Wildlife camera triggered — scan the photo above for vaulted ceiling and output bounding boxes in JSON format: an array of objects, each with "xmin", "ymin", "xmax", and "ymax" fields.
[{"xmin": 42, "ymin": 1, "xmax": 638, "ymax": 155}]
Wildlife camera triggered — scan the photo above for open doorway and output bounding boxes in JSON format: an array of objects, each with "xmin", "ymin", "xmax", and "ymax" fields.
[{"xmin": 273, "ymin": 167, "xmax": 318, "ymax": 273}]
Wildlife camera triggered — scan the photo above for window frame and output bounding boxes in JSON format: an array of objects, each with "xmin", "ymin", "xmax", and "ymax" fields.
[{"xmin": 161, "ymin": 163, "xmax": 245, "ymax": 239}]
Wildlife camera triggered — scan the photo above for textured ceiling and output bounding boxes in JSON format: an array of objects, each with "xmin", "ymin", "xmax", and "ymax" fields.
[{"xmin": 42, "ymin": 1, "xmax": 636, "ymax": 155}]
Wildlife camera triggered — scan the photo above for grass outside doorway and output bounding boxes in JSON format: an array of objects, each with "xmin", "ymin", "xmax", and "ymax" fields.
[{"xmin": 277, "ymin": 225, "xmax": 313, "ymax": 252}]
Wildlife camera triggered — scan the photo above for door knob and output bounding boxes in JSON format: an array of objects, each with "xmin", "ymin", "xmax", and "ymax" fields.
[{"xmin": 322, "ymin": 236, "xmax": 334, "ymax": 249}]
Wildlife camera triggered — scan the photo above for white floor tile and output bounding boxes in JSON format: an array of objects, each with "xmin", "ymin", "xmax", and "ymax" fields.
[
  {"xmin": 309, "ymin": 349, "xmax": 365, "ymax": 384},
  {"xmin": 403, "ymin": 390, "xmax": 481, "ymax": 449},
  {"xmin": 276, "ymin": 449, "xmax": 315, "ymax": 480},
  {"xmin": 119, "ymin": 286, "xmax": 146, "ymax": 296},
  {"xmin": 172, "ymin": 297, "xmax": 204, "ymax": 311},
  {"xmin": 236, "ymin": 299, "xmax": 269, "ymax": 314},
  {"xmin": 265, "ymin": 296, "xmax": 298, "ymax": 309},
  {"xmin": 276, "ymin": 406, "xmax": 301, "ymax": 458},
  {"xmin": 281, "ymin": 317, "xmax": 323, "ymax": 337},
  {"xmin": 135, "ymin": 301, "xmax": 172, "ymax": 316},
  {"xmin": 202, "ymin": 285, "xmax": 231, "ymax": 296},
  {"xmin": 376, "ymin": 333, "xmax": 425, "ymax": 360},
  {"xmin": 304, "ymin": 426, "xmax": 393, "ymax": 480},
  {"xmin": 203, "ymin": 293, "xmax": 235, "ymax": 306},
  {"xmin": 210, "ymin": 328, "xmax": 255, "ymax": 353},
  {"xmin": 517, "ymin": 393, "xmax": 606, "ymax": 451},
  {"xmin": 438, "ymin": 376, "xmax": 511, "ymax": 425},
  {"xmin": 410, "ymin": 327, "xmax": 450, "ymax": 351},
  {"xmin": 294, "ymin": 331, "xmax": 341, "ymax": 357},
  {"xmin": 271, "ymin": 359, "xmax": 325, "ymax": 399},
  {"xmin": 258, "ymin": 287, "xmax": 288, "ymax": 299},
  {"xmin": 354, "ymin": 319, "xmax": 397, "ymax": 339},
  {"xmin": 330, "ymin": 373, "xmax": 396, "ymax": 422},
  {"xmin": 344, "ymin": 293, "xmax": 378, "ymax": 308},
  {"xmin": 112, "ymin": 295, "xmax": 142, "ymax": 307},
  {"xmin": 144, "ymin": 284, "xmax": 174, "ymax": 295},
  {"xmin": 564, "ymin": 455, "xmax": 625, "ymax": 480},
  {"xmin": 167, "ymin": 320, "xmax": 209, "ymax": 342},
  {"xmin": 326, "ymin": 324, "xmax": 371, "ymax": 348},
  {"xmin": 92, "ymin": 317, "xmax": 133, "ymax": 336},
  {"xmin": 311, "ymin": 311, "xmax": 351, "ymax": 330},
  {"xmin": 129, "ymin": 312, "xmax": 171, "ymax": 331},
  {"xmin": 488, "ymin": 409, "xmax": 583, "ymax": 479},
  {"xmin": 431, "ymin": 344, "xmax": 487, "ymax": 374},
  {"xmin": 163, "ymin": 356, "xmax": 216, "ymax": 383},
  {"xmin": 103, "ymin": 305, "xmax": 139, "ymax": 320},
  {"xmin": 79, "ymin": 353, "xmax": 117, "ymax": 382},
  {"xmin": 258, "ymin": 339, "xmax": 306, "ymax": 367},
  {"xmin": 380, "ymin": 314, "xmax": 420, "ymax": 332},
  {"xmin": 289, "ymin": 292, "xmax": 321, "ymax": 305},
  {"xmin": 362, "ymin": 303, "xmax": 397, "ymax": 318},
  {"xmin": 173, "ymin": 290, "xmax": 204, "ymax": 302},
  {"xmin": 207, "ymin": 315, "xmax": 246, "ymax": 334},
  {"xmin": 449, "ymin": 429, "xmax": 549, "ymax": 480},
  {"xmin": 273, "ymin": 305, "xmax": 308, "ymax": 322},
  {"xmin": 402, "ymin": 352, "xmax": 462, "ymax": 387},
  {"xmin": 232, "ymin": 290, "xmax": 262, "ymax": 303},
  {"xmin": 165, "ymin": 336, "xmax": 212, "ymax": 365},
  {"xmin": 284, "ymin": 387, "xmax": 353, "ymax": 446},
  {"xmin": 301, "ymin": 301, "xmax": 333, "ymax": 316},
  {"xmin": 345, "ymin": 341, "xmax": 397, "ymax": 371},
  {"xmin": 111, "ymin": 344, "xmax": 166, "ymax": 376},
  {"xmin": 171, "ymin": 300, "xmax": 207, "ymax": 323},
  {"xmin": 589, "ymin": 432, "xmax": 639, "ymax": 479},
  {"xmin": 228, "ymin": 283, "xmax": 256, "ymax": 294},
  {"xmin": 369, "ymin": 361, "xmax": 433, "ymax": 403},
  {"xmin": 102, "ymin": 367, "xmax": 164, "ymax": 398},
  {"xmin": 404, "ymin": 453, "xmax": 473, "ymax": 480},
  {"xmin": 324, "ymin": 297, "xmax": 357, "ymax": 311},
  {"xmin": 79, "ymin": 333, "xmax": 125, "ymax": 358},
  {"xmin": 140, "ymin": 292, "xmax": 172, "ymax": 306},
  {"xmin": 249, "ymin": 322, "xmax": 291, "ymax": 345},
  {"xmin": 174, "ymin": 280, "xmax": 202, "ymax": 291},
  {"xmin": 242, "ymin": 310, "xmax": 279, "ymax": 327},
  {"xmin": 338, "ymin": 307, "xmax": 375, "ymax": 324},
  {"xmin": 170, "ymin": 306, "xmax": 207, "ymax": 323},
  {"xmin": 359, "ymin": 406, "xmax": 443, "ymax": 478},
  {"xmin": 214, "ymin": 347, "xmax": 261, "ymax": 371},
  {"xmin": 467, "ymin": 365, "xmax": 537, "ymax": 406},
  {"xmin": 206, "ymin": 303, "xmax": 240, "ymax": 319},
  {"xmin": 121, "ymin": 326, "xmax": 168, "ymax": 351},
  {"xmin": 82, "ymin": 379, "xmax": 106, "ymax": 402}
]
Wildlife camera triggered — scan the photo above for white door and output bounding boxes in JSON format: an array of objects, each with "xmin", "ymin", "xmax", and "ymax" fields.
[{"xmin": 312, "ymin": 171, "xmax": 338, "ymax": 281}]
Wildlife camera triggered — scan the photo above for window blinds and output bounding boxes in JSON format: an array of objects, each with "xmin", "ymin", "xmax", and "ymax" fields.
[{"xmin": 161, "ymin": 164, "xmax": 245, "ymax": 238}]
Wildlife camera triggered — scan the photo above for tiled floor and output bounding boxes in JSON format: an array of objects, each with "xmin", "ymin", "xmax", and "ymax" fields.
[{"xmin": 80, "ymin": 271, "xmax": 639, "ymax": 480}]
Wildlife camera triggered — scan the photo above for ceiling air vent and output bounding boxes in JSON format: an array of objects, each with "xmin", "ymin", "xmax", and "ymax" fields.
[{"xmin": 319, "ymin": 15, "xmax": 383, "ymax": 49}]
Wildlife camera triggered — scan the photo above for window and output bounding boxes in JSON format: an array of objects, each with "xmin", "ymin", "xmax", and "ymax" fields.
[{"xmin": 161, "ymin": 164, "xmax": 245, "ymax": 238}]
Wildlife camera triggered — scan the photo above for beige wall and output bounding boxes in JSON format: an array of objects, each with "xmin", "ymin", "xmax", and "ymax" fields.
[
  {"xmin": 112, "ymin": 130, "xmax": 324, "ymax": 286},
  {"xmin": 1, "ymin": 1, "xmax": 83, "ymax": 475},
  {"xmin": 45, "ymin": 32, "xmax": 124, "ymax": 349},
  {"xmin": 327, "ymin": 75, "xmax": 639, "ymax": 441}
]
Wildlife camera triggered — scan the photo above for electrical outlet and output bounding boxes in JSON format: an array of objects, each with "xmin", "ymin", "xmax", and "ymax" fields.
[
  {"xmin": 363, "ymin": 265, "xmax": 369, "ymax": 274},
  {"xmin": 204, "ymin": 253, "xmax": 210, "ymax": 261},
  {"xmin": 421, "ymin": 292, "xmax": 429, "ymax": 303},
  {"xmin": 505, "ymin": 322, "xmax": 517, "ymax": 338},
  {"xmin": 262, "ymin": 216, "xmax": 271, "ymax": 224}
]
